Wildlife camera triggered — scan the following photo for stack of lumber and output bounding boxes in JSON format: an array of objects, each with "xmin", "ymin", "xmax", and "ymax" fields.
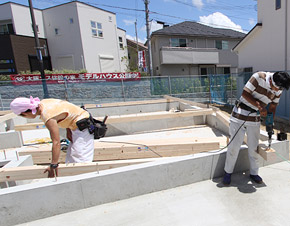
[{"xmin": 17, "ymin": 136, "xmax": 226, "ymax": 164}]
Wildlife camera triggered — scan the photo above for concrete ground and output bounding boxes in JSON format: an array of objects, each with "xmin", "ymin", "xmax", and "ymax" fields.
[{"xmin": 17, "ymin": 161, "xmax": 290, "ymax": 226}]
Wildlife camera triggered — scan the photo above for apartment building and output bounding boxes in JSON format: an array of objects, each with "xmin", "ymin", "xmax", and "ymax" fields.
[
  {"xmin": 0, "ymin": 2, "xmax": 50, "ymax": 75},
  {"xmin": 0, "ymin": 1, "xmax": 128, "ymax": 74},
  {"xmin": 233, "ymin": 0, "xmax": 289, "ymax": 72},
  {"xmin": 150, "ymin": 21, "xmax": 245, "ymax": 76}
]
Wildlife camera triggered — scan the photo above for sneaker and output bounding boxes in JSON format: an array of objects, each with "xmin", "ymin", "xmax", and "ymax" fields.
[
  {"xmin": 250, "ymin": 174, "xmax": 263, "ymax": 184},
  {"xmin": 223, "ymin": 172, "xmax": 232, "ymax": 185}
]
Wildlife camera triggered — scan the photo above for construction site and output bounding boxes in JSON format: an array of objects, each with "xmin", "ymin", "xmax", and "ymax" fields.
[{"xmin": 1, "ymin": 93, "xmax": 290, "ymax": 226}]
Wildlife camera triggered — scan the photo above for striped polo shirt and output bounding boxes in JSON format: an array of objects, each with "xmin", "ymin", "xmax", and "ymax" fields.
[{"xmin": 230, "ymin": 72, "xmax": 282, "ymax": 125}]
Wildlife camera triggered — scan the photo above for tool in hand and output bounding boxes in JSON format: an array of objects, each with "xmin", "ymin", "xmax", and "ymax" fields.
[
  {"xmin": 60, "ymin": 139, "xmax": 70, "ymax": 152},
  {"xmin": 265, "ymin": 110, "xmax": 274, "ymax": 149}
]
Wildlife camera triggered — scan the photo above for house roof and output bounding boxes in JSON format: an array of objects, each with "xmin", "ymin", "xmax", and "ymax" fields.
[
  {"xmin": 1, "ymin": 1, "xmax": 115, "ymax": 15},
  {"xmin": 43, "ymin": 1, "xmax": 115, "ymax": 15},
  {"xmin": 126, "ymin": 39, "xmax": 147, "ymax": 51},
  {"xmin": 152, "ymin": 21, "xmax": 246, "ymax": 39}
]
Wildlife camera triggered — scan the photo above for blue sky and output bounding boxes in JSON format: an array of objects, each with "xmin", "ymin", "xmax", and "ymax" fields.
[{"xmin": 9, "ymin": 0, "xmax": 258, "ymax": 43}]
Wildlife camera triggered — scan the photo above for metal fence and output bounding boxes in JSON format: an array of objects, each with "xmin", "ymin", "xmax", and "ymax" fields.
[{"xmin": 0, "ymin": 74, "xmax": 240, "ymax": 111}]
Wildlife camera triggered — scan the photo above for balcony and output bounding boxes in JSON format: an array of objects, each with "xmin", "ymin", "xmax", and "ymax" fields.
[{"xmin": 160, "ymin": 47, "xmax": 219, "ymax": 64}]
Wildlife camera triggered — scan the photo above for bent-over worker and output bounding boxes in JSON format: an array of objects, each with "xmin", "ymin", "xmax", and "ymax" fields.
[
  {"xmin": 10, "ymin": 97, "xmax": 94, "ymax": 177},
  {"xmin": 223, "ymin": 71, "xmax": 290, "ymax": 185}
]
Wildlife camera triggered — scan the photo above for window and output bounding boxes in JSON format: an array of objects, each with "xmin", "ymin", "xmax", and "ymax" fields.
[
  {"xmin": 276, "ymin": 0, "xmax": 281, "ymax": 10},
  {"xmin": 216, "ymin": 67, "xmax": 230, "ymax": 74},
  {"xmin": 0, "ymin": 23, "xmax": 14, "ymax": 35},
  {"xmin": 91, "ymin": 21, "xmax": 103, "ymax": 37},
  {"xmin": 119, "ymin": 36, "xmax": 123, "ymax": 48},
  {"xmin": 0, "ymin": 59, "xmax": 13, "ymax": 64},
  {"xmin": 0, "ymin": 59, "xmax": 15, "ymax": 74},
  {"xmin": 55, "ymin": 28, "xmax": 59, "ymax": 35},
  {"xmin": 69, "ymin": 18, "xmax": 74, "ymax": 24},
  {"xmin": 109, "ymin": 16, "xmax": 112, "ymax": 22},
  {"xmin": 170, "ymin": 38, "xmax": 187, "ymax": 47},
  {"xmin": 0, "ymin": 68, "xmax": 15, "ymax": 73},
  {"xmin": 0, "ymin": 24, "xmax": 8, "ymax": 34},
  {"xmin": 216, "ymin": 40, "xmax": 228, "ymax": 50}
]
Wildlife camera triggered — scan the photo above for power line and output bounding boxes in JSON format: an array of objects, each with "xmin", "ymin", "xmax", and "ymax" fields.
[{"xmin": 33, "ymin": 0, "xmax": 253, "ymax": 33}]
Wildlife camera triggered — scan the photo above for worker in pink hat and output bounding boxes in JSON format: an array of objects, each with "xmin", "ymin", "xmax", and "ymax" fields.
[{"xmin": 10, "ymin": 96, "xmax": 95, "ymax": 178}]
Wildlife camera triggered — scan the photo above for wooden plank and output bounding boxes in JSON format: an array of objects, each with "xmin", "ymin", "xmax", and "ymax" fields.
[
  {"xmin": 0, "ymin": 110, "xmax": 12, "ymax": 116},
  {"xmin": 84, "ymin": 98, "xmax": 176, "ymax": 109},
  {"xmin": 105, "ymin": 110, "xmax": 214, "ymax": 124},
  {"xmin": 14, "ymin": 122, "xmax": 46, "ymax": 131},
  {"xmin": 257, "ymin": 143, "xmax": 276, "ymax": 161},
  {"xmin": 14, "ymin": 110, "xmax": 214, "ymax": 131},
  {"xmin": 18, "ymin": 140, "xmax": 221, "ymax": 164},
  {"xmin": 0, "ymin": 112, "xmax": 17, "ymax": 123},
  {"xmin": 0, "ymin": 159, "xmax": 155, "ymax": 182}
]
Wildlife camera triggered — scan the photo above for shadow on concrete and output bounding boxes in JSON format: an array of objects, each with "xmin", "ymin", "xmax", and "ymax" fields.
[{"xmin": 212, "ymin": 172, "xmax": 267, "ymax": 193}]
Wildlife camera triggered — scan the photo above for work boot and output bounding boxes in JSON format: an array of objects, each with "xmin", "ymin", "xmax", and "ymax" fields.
[
  {"xmin": 250, "ymin": 174, "xmax": 263, "ymax": 184},
  {"xmin": 222, "ymin": 172, "xmax": 232, "ymax": 185}
]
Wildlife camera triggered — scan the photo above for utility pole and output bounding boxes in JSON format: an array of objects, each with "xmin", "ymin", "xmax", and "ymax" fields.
[
  {"xmin": 135, "ymin": 20, "xmax": 140, "ymax": 71},
  {"xmin": 144, "ymin": 0, "xmax": 153, "ymax": 76},
  {"xmin": 28, "ymin": 0, "xmax": 49, "ymax": 98}
]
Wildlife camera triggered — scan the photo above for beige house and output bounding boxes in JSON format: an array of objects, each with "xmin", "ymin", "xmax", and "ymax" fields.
[{"xmin": 150, "ymin": 21, "xmax": 245, "ymax": 76}]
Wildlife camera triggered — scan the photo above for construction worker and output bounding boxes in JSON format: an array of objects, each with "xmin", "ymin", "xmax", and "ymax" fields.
[
  {"xmin": 223, "ymin": 71, "xmax": 290, "ymax": 185},
  {"xmin": 10, "ymin": 97, "xmax": 95, "ymax": 177}
]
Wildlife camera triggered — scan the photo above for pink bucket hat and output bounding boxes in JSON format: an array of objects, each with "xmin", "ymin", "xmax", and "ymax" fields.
[{"xmin": 10, "ymin": 96, "xmax": 40, "ymax": 115}]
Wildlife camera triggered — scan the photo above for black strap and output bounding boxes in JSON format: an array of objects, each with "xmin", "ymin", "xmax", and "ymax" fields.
[{"xmin": 235, "ymin": 100, "xmax": 257, "ymax": 113}]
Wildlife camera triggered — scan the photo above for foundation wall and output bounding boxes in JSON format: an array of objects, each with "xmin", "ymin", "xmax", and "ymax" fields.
[
  {"xmin": 0, "ymin": 140, "xmax": 288, "ymax": 226},
  {"xmin": 87, "ymin": 101, "xmax": 180, "ymax": 117}
]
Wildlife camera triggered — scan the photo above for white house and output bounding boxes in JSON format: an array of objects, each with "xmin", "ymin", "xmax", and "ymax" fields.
[
  {"xmin": 0, "ymin": 1, "xmax": 128, "ymax": 73},
  {"xmin": 233, "ymin": 0, "xmax": 289, "ymax": 72}
]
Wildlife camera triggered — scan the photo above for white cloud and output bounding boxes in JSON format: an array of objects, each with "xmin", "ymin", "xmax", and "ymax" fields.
[
  {"xmin": 248, "ymin": 18, "xmax": 256, "ymax": 26},
  {"xmin": 123, "ymin": 19, "xmax": 135, "ymax": 26},
  {"xmin": 199, "ymin": 12, "xmax": 245, "ymax": 33},
  {"xmin": 126, "ymin": 34, "xmax": 146, "ymax": 44},
  {"xmin": 150, "ymin": 21, "xmax": 164, "ymax": 33},
  {"xmin": 140, "ymin": 21, "xmax": 163, "ymax": 34},
  {"xmin": 192, "ymin": 0, "xmax": 204, "ymax": 10}
]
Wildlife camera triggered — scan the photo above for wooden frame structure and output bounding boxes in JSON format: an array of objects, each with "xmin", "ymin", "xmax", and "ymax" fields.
[{"xmin": 0, "ymin": 97, "xmax": 243, "ymax": 183}]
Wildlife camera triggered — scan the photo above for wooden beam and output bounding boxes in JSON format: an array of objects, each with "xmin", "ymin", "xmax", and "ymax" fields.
[
  {"xmin": 18, "ymin": 139, "xmax": 221, "ymax": 164},
  {"xmin": 105, "ymin": 109, "xmax": 214, "ymax": 124},
  {"xmin": 0, "ymin": 112, "xmax": 17, "ymax": 123},
  {"xmin": 14, "ymin": 122, "xmax": 46, "ymax": 131},
  {"xmin": 84, "ymin": 98, "xmax": 176, "ymax": 109},
  {"xmin": 14, "ymin": 110, "xmax": 214, "ymax": 131},
  {"xmin": 0, "ymin": 159, "xmax": 156, "ymax": 182},
  {"xmin": 257, "ymin": 143, "xmax": 276, "ymax": 161},
  {"xmin": 0, "ymin": 110, "xmax": 12, "ymax": 116}
]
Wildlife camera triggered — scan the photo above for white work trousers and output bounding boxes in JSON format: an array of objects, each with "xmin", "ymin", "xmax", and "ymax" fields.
[
  {"xmin": 224, "ymin": 120, "xmax": 260, "ymax": 175},
  {"xmin": 66, "ymin": 128, "xmax": 94, "ymax": 163}
]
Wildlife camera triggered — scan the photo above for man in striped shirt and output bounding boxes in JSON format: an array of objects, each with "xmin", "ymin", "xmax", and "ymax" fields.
[{"xmin": 223, "ymin": 71, "xmax": 290, "ymax": 185}]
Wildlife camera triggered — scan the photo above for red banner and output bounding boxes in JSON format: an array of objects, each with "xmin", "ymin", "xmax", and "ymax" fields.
[{"xmin": 10, "ymin": 72, "xmax": 141, "ymax": 85}]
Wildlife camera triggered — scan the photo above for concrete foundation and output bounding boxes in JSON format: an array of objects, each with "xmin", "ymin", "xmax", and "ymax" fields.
[
  {"xmin": 0, "ymin": 131, "xmax": 23, "ymax": 149},
  {"xmin": 0, "ymin": 139, "xmax": 288, "ymax": 226},
  {"xmin": 0, "ymin": 155, "xmax": 33, "ymax": 189},
  {"xmin": 0, "ymin": 98, "xmax": 289, "ymax": 226}
]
